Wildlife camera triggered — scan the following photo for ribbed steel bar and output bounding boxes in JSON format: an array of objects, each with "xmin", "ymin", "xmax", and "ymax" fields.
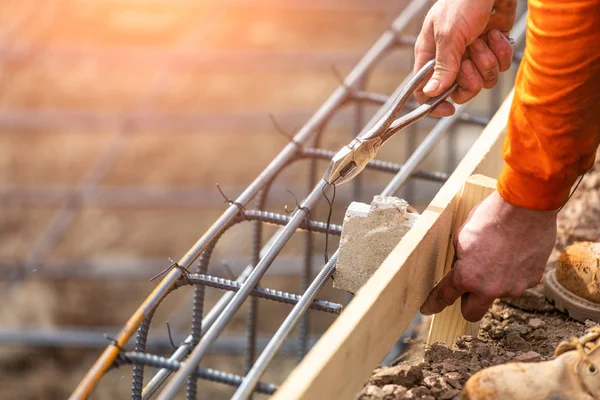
[
  {"xmin": 231, "ymin": 14, "xmax": 530, "ymax": 391},
  {"xmin": 301, "ymin": 148, "xmax": 449, "ymax": 182},
  {"xmin": 175, "ymin": 274, "xmax": 342, "ymax": 314},
  {"xmin": 71, "ymin": 3, "xmax": 429, "ymax": 397},
  {"xmin": 157, "ymin": 182, "xmax": 329, "ymax": 399},
  {"xmin": 232, "ymin": 81, "xmax": 471, "ymax": 400},
  {"xmin": 115, "ymin": 352, "xmax": 277, "ymax": 395},
  {"xmin": 232, "ymin": 253, "xmax": 338, "ymax": 399},
  {"xmin": 142, "ymin": 228, "xmax": 285, "ymax": 399}
]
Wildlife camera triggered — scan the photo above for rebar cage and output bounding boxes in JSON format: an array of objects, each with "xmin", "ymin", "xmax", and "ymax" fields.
[{"xmin": 0, "ymin": 1, "xmax": 528, "ymax": 398}]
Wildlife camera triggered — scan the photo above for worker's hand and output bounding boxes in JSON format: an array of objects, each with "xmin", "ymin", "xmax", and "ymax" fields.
[
  {"xmin": 420, "ymin": 191, "xmax": 557, "ymax": 322},
  {"xmin": 414, "ymin": 0, "xmax": 517, "ymax": 117}
]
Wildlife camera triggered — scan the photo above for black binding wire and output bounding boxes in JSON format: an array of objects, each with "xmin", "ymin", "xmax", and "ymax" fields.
[
  {"xmin": 321, "ymin": 183, "xmax": 337, "ymax": 264},
  {"xmin": 558, "ymin": 172, "xmax": 587, "ymax": 212}
]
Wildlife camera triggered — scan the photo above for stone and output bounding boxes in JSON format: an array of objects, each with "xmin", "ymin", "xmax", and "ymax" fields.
[
  {"xmin": 357, "ymin": 385, "xmax": 385, "ymax": 399},
  {"xmin": 381, "ymin": 384, "xmax": 407, "ymax": 400},
  {"xmin": 528, "ymin": 318, "xmax": 545, "ymax": 329},
  {"xmin": 501, "ymin": 284, "xmax": 555, "ymax": 312},
  {"xmin": 505, "ymin": 332, "xmax": 530, "ymax": 351},
  {"xmin": 440, "ymin": 362, "xmax": 458, "ymax": 373},
  {"xmin": 438, "ymin": 388, "xmax": 461, "ymax": 400},
  {"xmin": 424, "ymin": 343, "xmax": 453, "ymax": 364},
  {"xmin": 512, "ymin": 351, "xmax": 542, "ymax": 363},
  {"xmin": 333, "ymin": 196, "xmax": 418, "ymax": 293},
  {"xmin": 401, "ymin": 386, "xmax": 431, "ymax": 399},
  {"xmin": 369, "ymin": 365, "xmax": 424, "ymax": 388}
]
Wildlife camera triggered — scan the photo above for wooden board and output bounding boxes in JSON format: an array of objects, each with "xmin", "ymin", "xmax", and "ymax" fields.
[
  {"xmin": 427, "ymin": 174, "xmax": 497, "ymax": 345},
  {"xmin": 273, "ymin": 89, "xmax": 513, "ymax": 400}
]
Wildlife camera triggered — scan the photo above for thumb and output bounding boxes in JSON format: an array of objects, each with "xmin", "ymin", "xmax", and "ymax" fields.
[{"xmin": 423, "ymin": 37, "xmax": 464, "ymax": 97}]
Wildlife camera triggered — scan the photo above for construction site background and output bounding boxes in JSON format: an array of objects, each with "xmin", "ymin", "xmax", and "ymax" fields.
[{"xmin": 0, "ymin": 1, "xmax": 515, "ymax": 398}]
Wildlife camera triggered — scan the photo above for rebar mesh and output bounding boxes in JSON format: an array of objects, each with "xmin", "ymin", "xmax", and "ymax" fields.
[{"xmin": 0, "ymin": 1, "xmax": 528, "ymax": 398}]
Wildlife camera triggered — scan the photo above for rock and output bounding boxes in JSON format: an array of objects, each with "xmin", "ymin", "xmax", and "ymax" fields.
[
  {"xmin": 424, "ymin": 343, "xmax": 453, "ymax": 364},
  {"xmin": 401, "ymin": 386, "xmax": 431, "ymax": 399},
  {"xmin": 501, "ymin": 285, "xmax": 555, "ymax": 312},
  {"xmin": 528, "ymin": 318, "xmax": 545, "ymax": 329},
  {"xmin": 370, "ymin": 365, "xmax": 423, "ymax": 388},
  {"xmin": 440, "ymin": 362, "xmax": 458, "ymax": 373},
  {"xmin": 585, "ymin": 320, "xmax": 598, "ymax": 329},
  {"xmin": 438, "ymin": 388, "xmax": 461, "ymax": 400},
  {"xmin": 505, "ymin": 332, "xmax": 530, "ymax": 351},
  {"xmin": 357, "ymin": 384, "xmax": 407, "ymax": 400},
  {"xmin": 512, "ymin": 351, "xmax": 542, "ymax": 363},
  {"xmin": 423, "ymin": 376, "xmax": 441, "ymax": 389},
  {"xmin": 382, "ymin": 384, "xmax": 408, "ymax": 400},
  {"xmin": 333, "ymin": 196, "xmax": 418, "ymax": 293},
  {"xmin": 530, "ymin": 328, "xmax": 547, "ymax": 340},
  {"xmin": 357, "ymin": 385, "xmax": 385, "ymax": 399}
]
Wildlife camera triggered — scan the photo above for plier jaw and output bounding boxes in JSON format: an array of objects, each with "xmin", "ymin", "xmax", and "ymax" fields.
[{"xmin": 323, "ymin": 137, "xmax": 381, "ymax": 186}]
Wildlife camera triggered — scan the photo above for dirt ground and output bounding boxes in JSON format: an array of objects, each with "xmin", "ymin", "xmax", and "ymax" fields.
[{"xmin": 357, "ymin": 154, "xmax": 600, "ymax": 400}]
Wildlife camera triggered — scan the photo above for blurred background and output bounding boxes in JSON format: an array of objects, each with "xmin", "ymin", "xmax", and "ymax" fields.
[{"xmin": 0, "ymin": 1, "xmax": 519, "ymax": 398}]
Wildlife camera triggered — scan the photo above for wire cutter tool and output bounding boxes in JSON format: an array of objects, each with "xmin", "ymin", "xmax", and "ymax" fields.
[{"xmin": 323, "ymin": 59, "xmax": 457, "ymax": 186}]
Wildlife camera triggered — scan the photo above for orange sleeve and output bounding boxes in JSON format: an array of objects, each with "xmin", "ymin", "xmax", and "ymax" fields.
[{"xmin": 497, "ymin": 0, "xmax": 600, "ymax": 211}]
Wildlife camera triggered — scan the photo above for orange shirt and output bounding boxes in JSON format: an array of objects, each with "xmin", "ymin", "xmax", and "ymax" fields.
[{"xmin": 497, "ymin": 0, "xmax": 600, "ymax": 210}]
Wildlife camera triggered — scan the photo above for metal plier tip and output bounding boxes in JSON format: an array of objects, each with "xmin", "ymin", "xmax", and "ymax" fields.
[{"xmin": 323, "ymin": 59, "xmax": 457, "ymax": 186}]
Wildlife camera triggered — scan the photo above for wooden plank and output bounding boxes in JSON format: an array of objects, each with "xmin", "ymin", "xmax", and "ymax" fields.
[
  {"xmin": 427, "ymin": 174, "xmax": 497, "ymax": 345},
  {"xmin": 273, "ymin": 89, "xmax": 514, "ymax": 400}
]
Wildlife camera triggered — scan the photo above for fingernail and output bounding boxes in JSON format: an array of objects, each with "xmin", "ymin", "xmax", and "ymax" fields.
[
  {"xmin": 423, "ymin": 78, "xmax": 440, "ymax": 95},
  {"xmin": 490, "ymin": 29, "xmax": 503, "ymax": 42},
  {"xmin": 508, "ymin": 37, "xmax": 516, "ymax": 45}
]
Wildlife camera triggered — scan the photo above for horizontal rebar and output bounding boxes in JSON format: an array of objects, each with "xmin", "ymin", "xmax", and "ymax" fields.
[
  {"xmin": 242, "ymin": 210, "xmax": 342, "ymax": 235},
  {"xmin": 114, "ymin": 352, "xmax": 277, "ymax": 395},
  {"xmin": 175, "ymin": 273, "xmax": 342, "ymax": 314},
  {"xmin": 301, "ymin": 147, "xmax": 449, "ymax": 182}
]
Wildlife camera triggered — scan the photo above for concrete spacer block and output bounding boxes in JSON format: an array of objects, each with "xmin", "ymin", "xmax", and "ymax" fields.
[{"xmin": 332, "ymin": 195, "xmax": 418, "ymax": 294}]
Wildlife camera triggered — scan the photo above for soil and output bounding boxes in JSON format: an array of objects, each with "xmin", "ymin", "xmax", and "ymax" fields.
[{"xmin": 357, "ymin": 154, "xmax": 600, "ymax": 400}]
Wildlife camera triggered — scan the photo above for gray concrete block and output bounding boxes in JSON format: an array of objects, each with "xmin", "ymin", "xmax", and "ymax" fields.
[{"xmin": 332, "ymin": 195, "xmax": 418, "ymax": 294}]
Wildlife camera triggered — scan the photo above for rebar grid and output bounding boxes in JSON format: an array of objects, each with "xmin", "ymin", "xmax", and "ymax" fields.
[
  {"xmin": 55, "ymin": 2, "xmax": 530, "ymax": 398},
  {"xmin": 0, "ymin": 0, "xmax": 527, "ymax": 398}
]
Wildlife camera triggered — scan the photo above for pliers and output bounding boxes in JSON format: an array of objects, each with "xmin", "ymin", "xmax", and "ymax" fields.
[{"xmin": 323, "ymin": 59, "xmax": 457, "ymax": 186}]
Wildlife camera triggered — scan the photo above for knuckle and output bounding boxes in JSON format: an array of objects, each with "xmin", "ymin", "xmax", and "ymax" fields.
[
  {"xmin": 480, "ymin": 56, "xmax": 498, "ymax": 73},
  {"xmin": 483, "ymin": 76, "xmax": 499, "ymax": 88},
  {"xmin": 453, "ymin": 268, "xmax": 471, "ymax": 292}
]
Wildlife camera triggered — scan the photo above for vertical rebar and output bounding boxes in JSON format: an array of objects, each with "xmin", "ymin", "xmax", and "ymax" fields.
[
  {"xmin": 132, "ymin": 311, "xmax": 155, "ymax": 400},
  {"xmin": 186, "ymin": 242, "xmax": 217, "ymax": 399},
  {"xmin": 298, "ymin": 139, "xmax": 318, "ymax": 361},
  {"xmin": 352, "ymin": 78, "xmax": 366, "ymax": 202},
  {"xmin": 245, "ymin": 187, "xmax": 267, "ymax": 386}
]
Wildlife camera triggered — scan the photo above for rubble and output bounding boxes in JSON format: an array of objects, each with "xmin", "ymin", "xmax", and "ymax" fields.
[{"xmin": 358, "ymin": 301, "xmax": 590, "ymax": 399}]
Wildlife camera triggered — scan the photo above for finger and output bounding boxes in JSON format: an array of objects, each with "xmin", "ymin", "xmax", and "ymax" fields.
[
  {"xmin": 486, "ymin": 0, "xmax": 518, "ymax": 34},
  {"xmin": 461, "ymin": 292, "xmax": 493, "ymax": 322},
  {"xmin": 421, "ymin": 266, "xmax": 465, "ymax": 316},
  {"xmin": 423, "ymin": 34, "xmax": 464, "ymax": 97},
  {"xmin": 487, "ymin": 29, "xmax": 513, "ymax": 72},
  {"xmin": 413, "ymin": 18, "xmax": 436, "ymax": 89},
  {"xmin": 468, "ymin": 38, "xmax": 500, "ymax": 89},
  {"xmin": 450, "ymin": 59, "xmax": 484, "ymax": 104},
  {"xmin": 425, "ymin": 101, "xmax": 456, "ymax": 118}
]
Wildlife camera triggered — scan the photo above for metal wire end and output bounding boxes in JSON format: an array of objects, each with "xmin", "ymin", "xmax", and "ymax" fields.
[
  {"xmin": 268, "ymin": 114, "xmax": 302, "ymax": 150},
  {"xmin": 216, "ymin": 183, "xmax": 248, "ymax": 220},
  {"xmin": 150, "ymin": 261, "xmax": 192, "ymax": 283}
]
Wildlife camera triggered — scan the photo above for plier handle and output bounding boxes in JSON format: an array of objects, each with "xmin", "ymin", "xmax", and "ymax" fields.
[{"xmin": 323, "ymin": 59, "xmax": 457, "ymax": 186}]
